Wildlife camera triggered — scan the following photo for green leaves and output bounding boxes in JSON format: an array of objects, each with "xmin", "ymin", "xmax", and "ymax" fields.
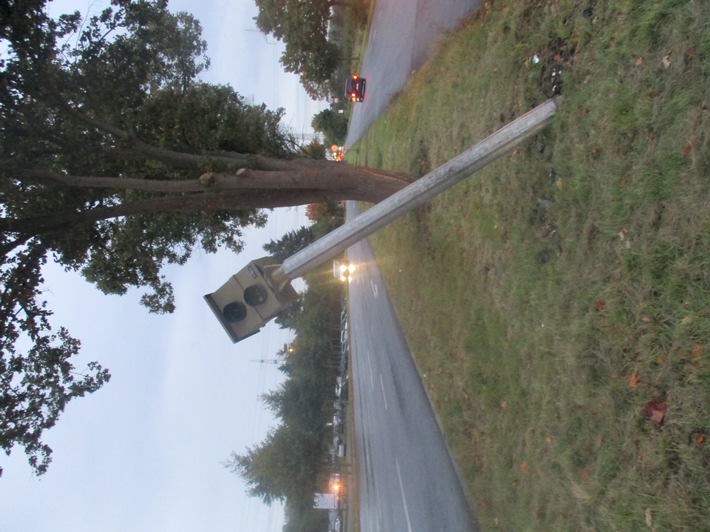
[
  {"xmin": 0, "ymin": 246, "xmax": 111, "ymax": 477},
  {"xmin": 254, "ymin": 0, "xmax": 340, "ymax": 97}
]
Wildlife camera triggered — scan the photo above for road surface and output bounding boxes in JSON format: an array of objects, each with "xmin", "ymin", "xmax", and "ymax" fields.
[
  {"xmin": 348, "ymin": 202, "xmax": 478, "ymax": 531},
  {"xmin": 344, "ymin": 2, "xmax": 483, "ymax": 529},
  {"xmin": 345, "ymin": 0, "xmax": 481, "ymax": 145}
]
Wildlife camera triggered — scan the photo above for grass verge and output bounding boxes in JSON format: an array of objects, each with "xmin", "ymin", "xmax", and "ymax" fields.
[{"xmin": 349, "ymin": 0, "xmax": 710, "ymax": 529}]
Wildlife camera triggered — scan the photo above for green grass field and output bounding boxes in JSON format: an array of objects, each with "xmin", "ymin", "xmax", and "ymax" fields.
[{"xmin": 348, "ymin": 1, "xmax": 710, "ymax": 529}]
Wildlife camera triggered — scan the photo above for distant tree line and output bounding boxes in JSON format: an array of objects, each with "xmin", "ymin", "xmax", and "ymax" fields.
[{"xmin": 225, "ymin": 261, "xmax": 343, "ymax": 528}]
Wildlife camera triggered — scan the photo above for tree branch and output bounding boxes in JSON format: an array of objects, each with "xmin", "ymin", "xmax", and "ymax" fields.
[{"xmin": 0, "ymin": 189, "xmax": 357, "ymax": 237}]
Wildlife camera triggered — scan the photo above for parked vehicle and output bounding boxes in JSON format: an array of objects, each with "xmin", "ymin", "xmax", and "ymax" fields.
[
  {"xmin": 333, "ymin": 436, "xmax": 345, "ymax": 458},
  {"xmin": 335, "ymin": 375, "xmax": 348, "ymax": 399}
]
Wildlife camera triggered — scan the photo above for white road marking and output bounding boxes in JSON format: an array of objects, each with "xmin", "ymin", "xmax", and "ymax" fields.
[
  {"xmin": 396, "ymin": 459, "xmax": 414, "ymax": 532},
  {"xmin": 370, "ymin": 279, "xmax": 379, "ymax": 298},
  {"xmin": 379, "ymin": 373, "xmax": 388, "ymax": 410},
  {"xmin": 367, "ymin": 350, "xmax": 374, "ymax": 389}
]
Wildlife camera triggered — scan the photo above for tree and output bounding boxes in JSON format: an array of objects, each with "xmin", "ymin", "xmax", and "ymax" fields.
[
  {"xmin": 224, "ymin": 424, "xmax": 323, "ymax": 505},
  {"xmin": 301, "ymin": 139, "xmax": 326, "ymax": 160},
  {"xmin": 311, "ymin": 108, "xmax": 348, "ymax": 145},
  {"xmin": 263, "ymin": 226, "xmax": 314, "ymax": 263},
  {"xmin": 306, "ymin": 202, "xmax": 344, "ymax": 225},
  {"xmin": 0, "ymin": 244, "xmax": 111, "ymax": 477},
  {"xmin": 0, "ymin": 0, "xmax": 409, "ymax": 477},
  {"xmin": 279, "ymin": 39, "xmax": 340, "ymax": 99},
  {"xmin": 261, "ymin": 225, "xmax": 315, "ymax": 329},
  {"xmin": 254, "ymin": 0, "xmax": 342, "ymax": 98},
  {"xmin": 226, "ymin": 261, "xmax": 341, "ymax": 511}
]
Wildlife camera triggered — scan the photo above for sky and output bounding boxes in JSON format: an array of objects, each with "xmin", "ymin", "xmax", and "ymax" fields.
[{"xmin": 1, "ymin": 1, "xmax": 328, "ymax": 530}]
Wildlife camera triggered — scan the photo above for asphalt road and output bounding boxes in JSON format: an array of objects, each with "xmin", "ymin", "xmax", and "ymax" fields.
[
  {"xmin": 345, "ymin": 0, "xmax": 481, "ymax": 145},
  {"xmin": 347, "ymin": 205, "xmax": 478, "ymax": 532},
  {"xmin": 344, "ymin": 2, "xmax": 482, "ymax": 529}
]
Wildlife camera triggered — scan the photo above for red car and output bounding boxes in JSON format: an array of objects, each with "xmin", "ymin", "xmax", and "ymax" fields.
[{"xmin": 345, "ymin": 74, "xmax": 366, "ymax": 102}]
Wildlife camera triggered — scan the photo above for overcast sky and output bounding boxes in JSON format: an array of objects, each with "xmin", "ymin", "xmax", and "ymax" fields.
[{"xmin": 1, "ymin": 1, "xmax": 327, "ymax": 530}]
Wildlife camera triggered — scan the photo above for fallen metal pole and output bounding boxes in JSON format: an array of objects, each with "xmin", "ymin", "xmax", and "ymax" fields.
[{"xmin": 272, "ymin": 97, "xmax": 559, "ymax": 285}]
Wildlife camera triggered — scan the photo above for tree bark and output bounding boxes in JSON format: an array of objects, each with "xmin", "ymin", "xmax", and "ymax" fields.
[
  {"xmin": 5, "ymin": 161, "xmax": 409, "ymax": 237},
  {"xmin": 17, "ymin": 161, "xmax": 410, "ymax": 199}
]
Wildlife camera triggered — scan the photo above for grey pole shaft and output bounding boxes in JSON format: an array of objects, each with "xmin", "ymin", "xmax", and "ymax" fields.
[{"xmin": 273, "ymin": 97, "xmax": 559, "ymax": 285}]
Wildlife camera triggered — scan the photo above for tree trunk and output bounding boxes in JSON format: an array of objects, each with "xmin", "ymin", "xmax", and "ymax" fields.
[
  {"xmin": 18, "ymin": 160, "xmax": 409, "ymax": 199},
  {"xmin": 4, "ymin": 109, "xmax": 412, "ymax": 241},
  {"xmin": 3, "ymin": 161, "xmax": 411, "ymax": 237}
]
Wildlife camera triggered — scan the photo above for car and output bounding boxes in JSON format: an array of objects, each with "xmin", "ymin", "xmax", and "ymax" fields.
[
  {"xmin": 339, "ymin": 354, "xmax": 348, "ymax": 374},
  {"xmin": 333, "ymin": 436, "xmax": 345, "ymax": 458},
  {"xmin": 335, "ymin": 375, "xmax": 347, "ymax": 398},
  {"xmin": 336, "ymin": 379, "xmax": 349, "ymax": 400},
  {"xmin": 340, "ymin": 327, "xmax": 348, "ymax": 346},
  {"xmin": 333, "ymin": 260, "xmax": 355, "ymax": 283},
  {"xmin": 340, "ymin": 307, "xmax": 347, "ymax": 326},
  {"xmin": 345, "ymin": 74, "xmax": 366, "ymax": 102}
]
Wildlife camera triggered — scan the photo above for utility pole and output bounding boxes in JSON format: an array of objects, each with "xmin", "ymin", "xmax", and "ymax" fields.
[
  {"xmin": 206, "ymin": 98, "xmax": 559, "ymax": 343},
  {"xmin": 270, "ymin": 97, "xmax": 559, "ymax": 286}
]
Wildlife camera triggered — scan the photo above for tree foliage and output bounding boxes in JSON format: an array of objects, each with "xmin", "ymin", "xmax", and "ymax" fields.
[
  {"xmin": 311, "ymin": 108, "xmax": 348, "ymax": 145},
  {"xmin": 306, "ymin": 202, "xmax": 344, "ymax": 225},
  {"xmin": 254, "ymin": 0, "xmax": 341, "ymax": 99},
  {"xmin": 0, "ymin": 0, "xmax": 406, "ymax": 478},
  {"xmin": 224, "ymin": 424, "xmax": 323, "ymax": 505},
  {"xmin": 263, "ymin": 225, "xmax": 314, "ymax": 263},
  {"xmin": 0, "ymin": 244, "xmax": 110, "ymax": 477},
  {"xmin": 226, "ymin": 260, "xmax": 343, "ymax": 522}
]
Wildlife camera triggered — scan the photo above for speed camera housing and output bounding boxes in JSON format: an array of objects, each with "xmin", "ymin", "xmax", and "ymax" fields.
[{"xmin": 204, "ymin": 256, "xmax": 299, "ymax": 343}]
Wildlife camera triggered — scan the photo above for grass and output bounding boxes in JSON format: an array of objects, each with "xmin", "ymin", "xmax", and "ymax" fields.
[{"xmin": 347, "ymin": 0, "xmax": 710, "ymax": 529}]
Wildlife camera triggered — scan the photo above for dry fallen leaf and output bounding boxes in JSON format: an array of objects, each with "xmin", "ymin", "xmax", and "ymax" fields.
[
  {"xmin": 629, "ymin": 372, "xmax": 640, "ymax": 388},
  {"xmin": 645, "ymin": 401, "xmax": 667, "ymax": 426},
  {"xmin": 663, "ymin": 50, "xmax": 672, "ymax": 68},
  {"xmin": 694, "ymin": 433, "xmax": 706, "ymax": 446},
  {"xmin": 650, "ymin": 409, "xmax": 665, "ymax": 425},
  {"xmin": 518, "ymin": 460, "xmax": 529, "ymax": 474},
  {"xmin": 635, "ymin": 56, "xmax": 644, "ymax": 66},
  {"xmin": 691, "ymin": 344, "xmax": 704, "ymax": 357},
  {"xmin": 595, "ymin": 299, "xmax": 607, "ymax": 311},
  {"xmin": 682, "ymin": 144, "xmax": 692, "ymax": 157}
]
